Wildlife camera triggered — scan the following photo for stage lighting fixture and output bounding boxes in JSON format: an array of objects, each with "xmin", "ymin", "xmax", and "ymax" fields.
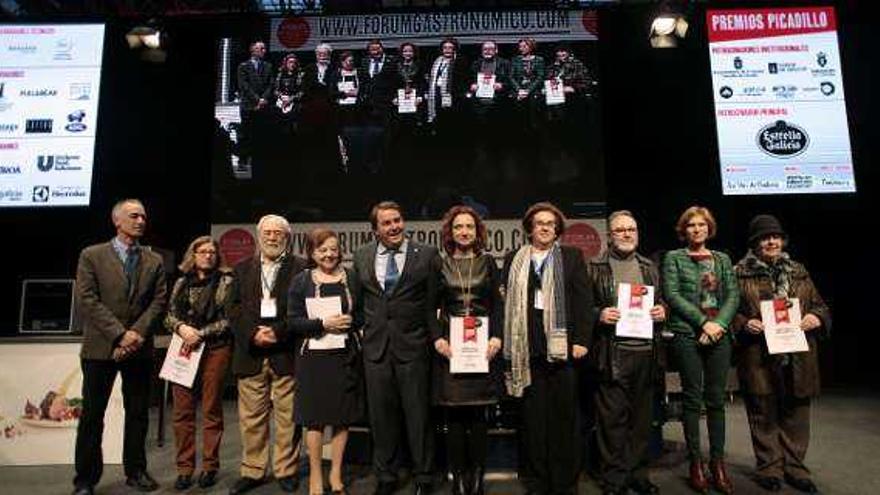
[
  {"xmin": 650, "ymin": 6, "xmax": 689, "ymax": 48},
  {"xmin": 125, "ymin": 23, "xmax": 167, "ymax": 62}
]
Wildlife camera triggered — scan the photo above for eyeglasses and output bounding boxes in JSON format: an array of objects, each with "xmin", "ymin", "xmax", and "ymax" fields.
[{"xmin": 611, "ymin": 227, "xmax": 638, "ymax": 235}]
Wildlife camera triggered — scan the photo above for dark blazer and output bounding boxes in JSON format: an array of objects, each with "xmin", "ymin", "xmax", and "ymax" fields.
[
  {"xmin": 231, "ymin": 254, "xmax": 307, "ymax": 377},
  {"xmin": 500, "ymin": 244, "xmax": 594, "ymax": 354},
  {"xmin": 468, "ymin": 56, "xmax": 512, "ymax": 101},
  {"xmin": 353, "ymin": 241, "xmax": 441, "ymax": 363},
  {"xmin": 75, "ymin": 241, "xmax": 167, "ymax": 360},
  {"xmin": 359, "ymin": 54, "xmax": 399, "ymax": 120},
  {"xmin": 237, "ymin": 59, "xmax": 274, "ymax": 111}
]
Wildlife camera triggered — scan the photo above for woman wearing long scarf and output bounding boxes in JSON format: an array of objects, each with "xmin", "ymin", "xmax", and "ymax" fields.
[
  {"xmin": 662, "ymin": 206, "xmax": 739, "ymax": 494},
  {"xmin": 733, "ymin": 215, "xmax": 830, "ymax": 494},
  {"xmin": 501, "ymin": 202, "xmax": 593, "ymax": 495},
  {"xmin": 164, "ymin": 236, "xmax": 235, "ymax": 490}
]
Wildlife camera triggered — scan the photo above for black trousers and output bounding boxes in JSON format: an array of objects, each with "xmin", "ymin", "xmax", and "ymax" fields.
[
  {"xmin": 595, "ymin": 348, "xmax": 654, "ymax": 489},
  {"xmin": 521, "ymin": 361, "xmax": 580, "ymax": 495},
  {"xmin": 73, "ymin": 358, "xmax": 152, "ymax": 488},
  {"xmin": 445, "ymin": 406, "xmax": 489, "ymax": 472},
  {"xmin": 364, "ymin": 353, "xmax": 433, "ymax": 484}
]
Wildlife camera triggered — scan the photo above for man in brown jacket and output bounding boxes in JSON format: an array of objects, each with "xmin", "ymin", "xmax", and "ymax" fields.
[{"xmin": 72, "ymin": 199, "xmax": 167, "ymax": 495}]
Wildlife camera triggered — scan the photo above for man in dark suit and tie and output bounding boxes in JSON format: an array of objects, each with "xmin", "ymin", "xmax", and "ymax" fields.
[
  {"xmin": 72, "ymin": 199, "xmax": 167, "ymax": 495},
  {"xmin": 353, "ymin": 201, "xmax": 441, "ymax": 495},
  {"xmin": 358, "ymin": 40, "xmax": 397, "ymax": 174},
  {"xmin": 236, "ymin": 40, "xmax": 273, "ymax": 168}
]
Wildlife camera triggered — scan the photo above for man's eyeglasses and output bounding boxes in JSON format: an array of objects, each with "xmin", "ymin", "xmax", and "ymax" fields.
[{"xmin": 610, "ymin": 227, "xmax": 637, "ymax": 236}]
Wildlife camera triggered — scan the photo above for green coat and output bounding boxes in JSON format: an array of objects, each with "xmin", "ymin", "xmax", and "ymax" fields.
[{"xmin": 661, "ymin": 248, "xmax": 740, "ymax": 335}]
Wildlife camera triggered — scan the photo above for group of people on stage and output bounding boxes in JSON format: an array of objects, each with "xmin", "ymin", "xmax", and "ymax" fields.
[
  {"xmin": 235, "ymin": 38, "xmax": 595, "ymax": 201},
  {"xmin": 71, "ymin": 198, "xmax": 829, "ymax": 495}
]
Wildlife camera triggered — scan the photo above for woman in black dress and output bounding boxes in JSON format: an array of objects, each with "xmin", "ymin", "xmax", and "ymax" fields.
[
  {"xmin": 288, "ymin": 228, "xmax": 364, "ymax": 495},
  {"xmin": 432, "ymin": 205, "xmax": 503, "ymax": 495}
]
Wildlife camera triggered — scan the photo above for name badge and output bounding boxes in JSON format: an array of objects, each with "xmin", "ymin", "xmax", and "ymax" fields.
[
  {"xmin": 261, "ymin": 298, "xmax": 277, "ymax": 318},
  {"xmin": 441, "ymin": 94, "xmax": 452, "ymax": 108},
  {"xmin": 547, "ymin": 329, "xmax": 568, "ymax": 358},
  {"xmin": 534, "ymin": 289, "xmax": 544, "ymax": 310}
]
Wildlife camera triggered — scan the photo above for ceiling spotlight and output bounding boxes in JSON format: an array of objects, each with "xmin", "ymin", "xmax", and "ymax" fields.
[
  {"xmin": 650, "ymin": 4, "xmax": 689, "ymax": 48},
  {"xmin": 125, "ymin": 23, "xmax": 167, "ymax": 63}
]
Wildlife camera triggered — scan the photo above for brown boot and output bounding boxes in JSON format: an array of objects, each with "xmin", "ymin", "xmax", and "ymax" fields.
[
  {"xmin": 689, "ymin": 460, "xmax": 710, "ymax": 493},
  {"xmin": 710, "ymin": 459, "xmax": 734, "ymax": 494}
]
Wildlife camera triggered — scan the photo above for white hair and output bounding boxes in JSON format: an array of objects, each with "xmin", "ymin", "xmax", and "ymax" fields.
[
  {"xmin": 111, "ymin": 198, "xmax": 144, "ymax": 221},
  {"xmin": 315, "ymin": 42, "xmax": 332, "ymax": 54},
  {"xmin": 257, "ymin": 214, "xmax": 291, "ymax": 234}
]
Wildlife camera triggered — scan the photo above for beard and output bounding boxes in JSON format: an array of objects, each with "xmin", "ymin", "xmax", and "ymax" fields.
[{"xmin": 260, "ymin": 238, "xmax": 288, "ymax": 260}]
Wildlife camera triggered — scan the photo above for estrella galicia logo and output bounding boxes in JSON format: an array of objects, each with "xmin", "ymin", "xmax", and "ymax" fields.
[
  {"xmin": 719, "ymin": 86, "xmax": 733, "ymax": 99},
  {"xmin": 768, "ymin": 63, "xmax": 778, "ymax": 74},
  {"xmin": 757, "ymin": 120, "xmax": 809, "ymax": 158},
  {"xmin": 32, "ymin": 185, "xmax": 49, "ymax": 202},
  {"xmin": 817, "ymin": 52, "xmax": 828, "ymax": 67},
  {"xmin": 25, "ymin": 119, "xmax": 53, "ymax": 133},
  {"xmin": 820, "ymin": 81, "xmax": 835, "ymax": 96},
  {"xmin": 733, "ymin": 57, "xmax": 743, "ymax": 70},
  {"xmin": 65, "ymin": 110, "xmax": 86, "ymax": 132}
]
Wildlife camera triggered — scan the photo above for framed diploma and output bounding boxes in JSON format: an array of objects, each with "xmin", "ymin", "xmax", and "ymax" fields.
[
  {"xmin": 475, "ymin": 73, "xmax": 496, "ymax": 99},
  {"xmin": 397, "ymin": 88, "xmax": 417, "ymax": 114},
  {"xmin": 159, "ymin": 333, "xmax": 205, "ymax": 388},
  {"xmin": 615, "ymin": 283, "xmax": 654, "ymax": 339},
  {"xmin": 760, "ymin": 298, "xmax": 809, "ymax": 354},
  {"xmin": 306, "ymin": 296, "xmax": 347, "ymax": 350},
  {"xmin": 449, "ymin": 316, "xmax": 489, "ymax": 373},
  {"xmin": 544, "ymin": 78, "xmax": 565, "ymax": 106},
  {"xmin": 337, "ymin": 81, "xmax": 357, "ymax": 105}
]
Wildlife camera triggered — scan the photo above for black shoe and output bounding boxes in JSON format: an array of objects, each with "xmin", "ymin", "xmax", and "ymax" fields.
[
  {"xmin": 629, "ymin": 478, "xmax": 659, "ymax": 494},
  {"xmin": 71, "ymin": 487, "xmax": 94, "ymax": 495},
  {"xmin": 126, "ymin": 471, "xmax": 160, "ymax": 492},
  {"xmin": 471, "ymin": 466, "xmax": 485, "ymax": 495},
  {"xmin": 174, "ymin": 475, "xmax": 193, "ymax": 491},
  {"xmin": 228, "ymin": 477, "xmax": 265, "ymax": 494},
  {"xmin": 414, "ymin": 482, "xmax": 433, "ymax": 495},
  {"xmin": 197, "ymin": 471, "xmax": 218, "ymax": 489},
  {"xmin": 451, "ymin": 471, "xmax": 466, "ymax": 495},
  {"xmin": 785, "ymin": 475, "xmax": 819, "ymax": 494},
  {"xmin": 755, "ymin": 476, "xmax": 782, "ymax": 492},
  {"xmin": 278, "ymin": 476, "xmax": 300, "ymax": 493},
  {"xmin": 375, "ymin": 481, "xmax": 396, "ymax": 495}
]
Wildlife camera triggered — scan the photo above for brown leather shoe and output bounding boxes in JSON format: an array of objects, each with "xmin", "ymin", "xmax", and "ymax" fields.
[
  {"xmin": 710, "ymin": 459, "xmax": 734, "ymax": 494},
  {"xmin": 689, "ymin": 460, "xmax": 710, "ymax": 493}
]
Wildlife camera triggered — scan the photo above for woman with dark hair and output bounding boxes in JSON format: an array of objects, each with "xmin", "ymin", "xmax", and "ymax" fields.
[
  {"xmin": 327, "ymin": 50, "xmax": 363, "ymax": 171},
  {"xmin": 501, "ymin": 202, "xmax": 593, "ymax": 495},
  {"xmin": 432, "ymin": 205, "xmax": 503, "ymax": 495},
  {"xmin": 274, "ymin": 53, "xmax": 305, "ymax": 136},
  {"xmin": 511, "ymin": 38, "xmax": 545, "ymax": 131},
  {"xmin": 733, "ymin": 215, "xmax": 830, "ymax": 494},
  {"xmin": 662, "ymin": 206, "xmax": 739, "ymax": 494},
  {"xmin": 427, "ymin": 37, "xmax": 469, "ymax": 130},
  {"xmin": 288, "ymin": 228, "xmax": 364, "ymax": 495},
  {"xmin": 164, "ymin": 236, "xmax": 235, "ymax": 490}
]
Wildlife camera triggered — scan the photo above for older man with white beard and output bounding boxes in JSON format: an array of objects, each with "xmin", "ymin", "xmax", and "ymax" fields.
[{"xmin": 229, "ymin": 215, "xmax": 307, "ymax": 494}]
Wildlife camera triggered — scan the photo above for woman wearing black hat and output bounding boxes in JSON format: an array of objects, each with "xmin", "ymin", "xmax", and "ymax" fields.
[{"xmin": 733, "ymin": 215, "xmax": 830, "ymax": 494}]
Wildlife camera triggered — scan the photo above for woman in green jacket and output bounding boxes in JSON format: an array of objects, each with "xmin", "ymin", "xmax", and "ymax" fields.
[{"xmin": 662, "ymin": 206, "xmax": 740, "ymax": 494}]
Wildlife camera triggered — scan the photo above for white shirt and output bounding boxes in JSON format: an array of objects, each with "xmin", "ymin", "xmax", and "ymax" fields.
[{"xmin": 375, "ymin": 239, "xmax": 408, "ymax": 290}]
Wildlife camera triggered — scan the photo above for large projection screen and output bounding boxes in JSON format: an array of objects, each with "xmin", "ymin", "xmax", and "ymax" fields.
[
  {"xmin": 0, "ymin": 24, "xmax": 105, "ymax": 207},
  {"xmin": 707, "ymin": 7, "xmax": 855, "ymax": 195}
]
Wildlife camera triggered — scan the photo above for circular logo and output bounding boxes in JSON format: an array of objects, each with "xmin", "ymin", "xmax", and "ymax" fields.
[
  {"xmin": 561, "ymin": 222, "xmax": 603, "ymax": 259},
  {"xmin": 756, "ymin": 120, "xmax": 809, "ymax": 158},
  {"xmin": 719, "ymin": 86, "xmax": 733, "ymax": 99},
  {"xmin": 219, "ymin": 228, "xmax": 256, "ymax": 266},
  {"xmin": 277, "ymin": 18, "xmax": 311, "ymax": 49},
  {"xmin": 581, "ymin": 11, "xmax": 598, "ymax": 38}
]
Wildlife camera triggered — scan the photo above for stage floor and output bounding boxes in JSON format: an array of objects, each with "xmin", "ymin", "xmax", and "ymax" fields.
[{"xmin": 1, "ymin": 389, "xmax": 878, "ymax": 494}]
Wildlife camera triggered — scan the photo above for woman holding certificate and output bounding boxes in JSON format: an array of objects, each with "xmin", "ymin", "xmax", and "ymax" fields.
[
  {"xmin": 288, "ymin": 228, "xmax": 364, "ymax": 495},
  {"xmin": 432, "ymin": 205, "xmax": 503, "ymax": 495},
  {"xmin": 733, "ymin": 215, "xmax": 830, "ymax": 494},
  {"xmin": 502, "ymin": 202, "xmax": 592, "ymax": 495},
  {"xmin": 164, "ymin": 235, "xmax": 235, "ymax": 490},
  {"xmin": 662, "ymin": 206, "xmax": 739, "ymax": 494}
]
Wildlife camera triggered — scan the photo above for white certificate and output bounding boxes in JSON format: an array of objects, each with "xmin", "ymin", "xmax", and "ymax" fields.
[
  {"xmin": 159, "ymin": 333, "xmax": 204, "ymax": 388},
  {"xmin": 475, "ymin": 74, "xmax": 496, "ymax": 99},
  {"xmin": 760, "ymin": 298, "xmax": 809, "ymax": 354},
  {"xmin": 397, "ymin": 88, "xmax": 417, "ymax": 114},
  {"xmin": 306, "ymin": 296, "xmax": 347, "ymax": 350},
  {"xmin": 449, "ymin": 316, "xmax": 489, "ymax": 373},
  {"xmin": 545, "ymin": 78, "xmax": 565, "ymax": 106},
  {"xmin": 614, "ymin": 283, "xmax": 654, "ymax": 339},
  {"xmin": 337, "ymin": 81, "xmax": 357, "ymax": 105}
]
